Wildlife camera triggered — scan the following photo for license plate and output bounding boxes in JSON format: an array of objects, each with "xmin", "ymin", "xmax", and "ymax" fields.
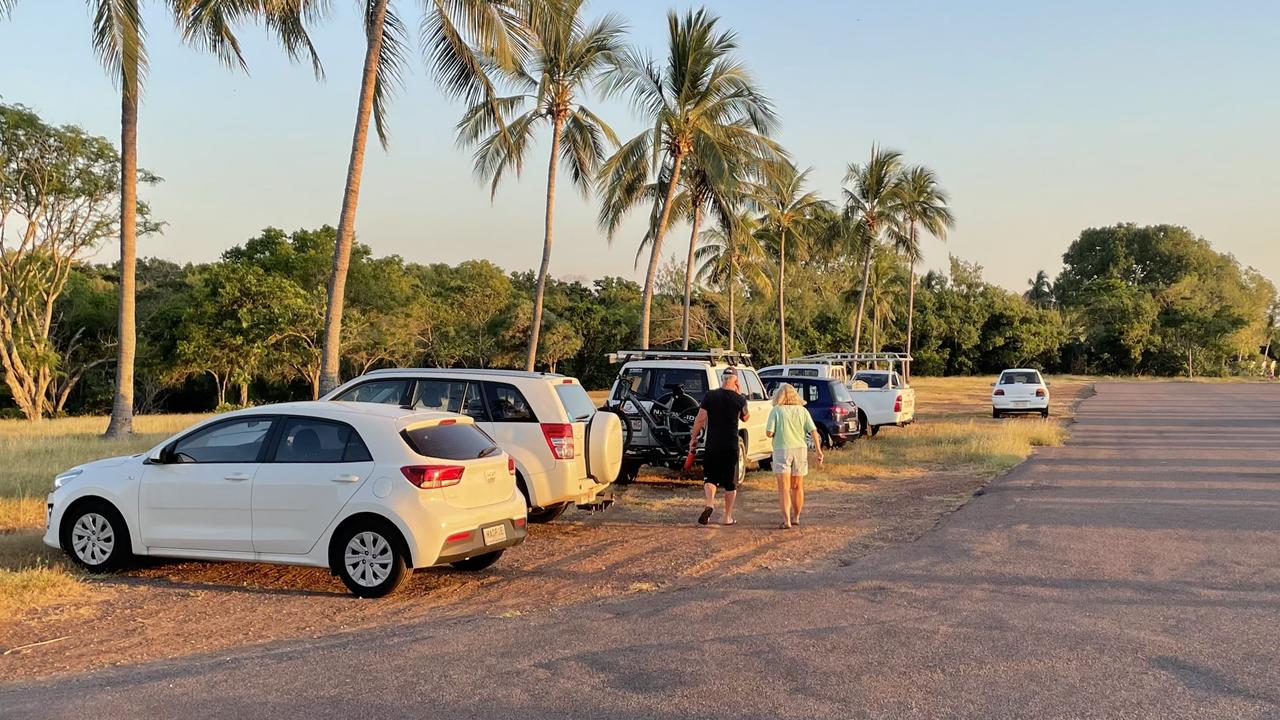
[
  {"xmin": 482, "ymin": 524, "xmax": 507, "ymax": 545},
  {"xmin": 629, "ymin": 417, "xmax": 642, "ymax": 432},
  {"xmin": 1013, "ymin": 401, "xmax": 1028, "ymax": 407}
]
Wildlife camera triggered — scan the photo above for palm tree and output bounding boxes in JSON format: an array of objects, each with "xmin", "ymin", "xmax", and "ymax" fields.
[
  {"xmin": 842, "ymin": 145, "xmax": 905, "ymax": 358},
  {"xmin": 751, "ymin": 160, "xmax": 827, "ymax": 363},
  {"xmin": 597, "ymin": 8, "xmax": 776, "ymax": 349},
  {"xmin": 695, "ymin": 208, "xmax": 766, "ymax": 351},
  {"xmin": 1, "ymin": 1, "xmax": 321, "ymax": 436},
  {"xmin": 892, "ymin": 165, "xmax": 953, "ymax": 379},
  {"xmin": 457, "ymin": 0, "xmax": 625, "ymax": 371},
  {"xmin": 317, "ymin": 0, "xmax": 527, "ymax": 394},
  {"xmin": 1026, "ymin": 270, "xmax": 1055, "ymax": 308}
]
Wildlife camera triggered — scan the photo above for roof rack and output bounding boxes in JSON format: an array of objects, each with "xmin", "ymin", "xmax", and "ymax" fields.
[
  {"xmin": 794, "ymin": 352, "xmax": 913, "ymax": 369},
  {"xmin": 607, "ymin": 348, "xmax": 752, "ymax": 365}
]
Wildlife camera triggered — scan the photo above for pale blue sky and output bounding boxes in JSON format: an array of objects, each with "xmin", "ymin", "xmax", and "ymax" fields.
[{"xmin": 2, "ymin": 1, "xmax": 1277, "ymax": 290}]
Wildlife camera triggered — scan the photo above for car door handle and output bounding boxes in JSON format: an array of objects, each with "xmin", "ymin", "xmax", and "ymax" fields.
[
  {"xmin": 331, "ymin": 474, "xmax": 361, "ymax": 483},
  {"xmin": 224, "ymin": 473, "xmax": 251, "ymax": 482}
]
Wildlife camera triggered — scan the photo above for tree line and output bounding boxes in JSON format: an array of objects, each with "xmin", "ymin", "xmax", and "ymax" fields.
[{"xmin": 2, "ymin": 2, "xmax": 1277, "ymax": 423}]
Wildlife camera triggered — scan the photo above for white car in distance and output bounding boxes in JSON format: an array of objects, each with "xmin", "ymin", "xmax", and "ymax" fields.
[
  {"xmin": 44, "ymin": 402, "xmax": 527, "ymax": 598},
  {"xmin": 991, "ymin": 368, "xmax": 1051, "ymax": 418}
]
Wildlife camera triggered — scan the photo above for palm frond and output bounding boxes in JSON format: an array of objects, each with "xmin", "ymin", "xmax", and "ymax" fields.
[
  {"xmin": 370, "ymin": 3, "xmax": 411, "ymax": 149},
  {"xmin": 91, "ymin": 0, "xmax": 149, "ymax": 93}
]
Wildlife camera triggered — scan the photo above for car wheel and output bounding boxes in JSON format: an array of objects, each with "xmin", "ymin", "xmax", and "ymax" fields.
[
  {"xmin": 735, "ymin": 437, "xmax": 747, "ymax": 486},
  {"xmin": 869, "ymin": 424, "xmax": 880, "ymax": 438},
  {"xmin": 992, "ymin": 408, "xmax": 1001, "ymax": 419},
  {"xmin": 61, "ymin": 500, "xmax": 131, "ymax": 573},
  {"xmin": 451, "ymin": 550, "xmax": 504, "ymax": 572},
  {"xmin": 1041, "ymin": 408, "xmax": 1050, "ymax": 418},
  {"xmin": 527, "ymin": 502, "xmax": 569, "ymax": 524},
  {"xmin": 617, "ymin": 461, "xmax": 641, "ymax": 485},
  {"xmin": 858, "ymin": 411, "xmax": 870, "ymax": 438},
  {"xmin": 818, "ymin": 428, "xmax": 832, "ymax": 449},
  {"xmin": 757, "ymin": 456, "xmax": 773, "ymax": 472},
  {"xmin": 333, "ymin": 521, "xmax": 410, "ymax": 598}
]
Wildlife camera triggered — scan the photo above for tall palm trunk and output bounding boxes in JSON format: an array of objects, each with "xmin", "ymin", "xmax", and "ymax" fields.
[
  {"xmin": 680, "ymin": 204, "xmax": 703, "ymax": 350},
  {"xmin": 318, "ymin": 0, "xmax": 388, "ymax": 395},
  {"xmin": 525, "ymin": 113, "xmax": 566, "ymax": 370},
  {"xmin": 104, "ymin": 74, "xmax": 139, "ymax": 438},
  {"xmin": 904, "ymin": 222, "xmax": 918, "ymax": 382},
  {"xmin": 727, "ymin": 251, "xmax": 736, "ymax": 352},
  {"xmin": 852, "ymin": 231, "xmax": 874, "ymax": 357},
  {"xmin": 639, "ymin": 151, "xmax": 685, "ymax": 349},
  {"xmin": 777, "ymin": 227, "xmax": 787, "ymax": 363}
]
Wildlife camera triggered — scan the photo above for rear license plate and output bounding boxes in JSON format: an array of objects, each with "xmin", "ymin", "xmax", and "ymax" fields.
[
  {"xmin": 482, "ymin": 524, "xmax": 507, "ymax": 545},
  {"xmin": 1013, "ymin": 400, "xmax": 1028, "ymax": 407}
]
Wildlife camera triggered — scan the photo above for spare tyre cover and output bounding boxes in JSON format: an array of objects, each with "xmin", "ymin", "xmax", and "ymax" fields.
[{"xmin": 587, "ymin": 411, "xmax": 623, "ymax": 484}]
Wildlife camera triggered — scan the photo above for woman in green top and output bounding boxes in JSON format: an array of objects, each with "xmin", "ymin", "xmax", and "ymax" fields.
[{"xmin": 765, "ymin": 383, "xmax": 824, "ymax": 529}]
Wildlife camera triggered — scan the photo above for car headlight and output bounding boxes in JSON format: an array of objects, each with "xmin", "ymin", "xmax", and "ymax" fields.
[{"xmin": 53, "ymin": 468, "xmax": 83, "ymax": 490}]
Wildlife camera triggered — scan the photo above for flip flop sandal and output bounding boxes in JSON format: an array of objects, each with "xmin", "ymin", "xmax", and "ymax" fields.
[
  {"xmin": 778, "ymin": 522, "xmax": 792, "ymax": 530},
  {"xmin": 723, "ymin": 519, "xmax": 738, "ymax": 526},
  {"xmin": 698, "ymin": 507, "xmax": 714, "ymax": 525}
]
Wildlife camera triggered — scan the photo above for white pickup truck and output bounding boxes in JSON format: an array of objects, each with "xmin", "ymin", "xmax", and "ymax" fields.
[{"xmin": 793, "ymin": 353, "xmax": 916, "ymax": 437}]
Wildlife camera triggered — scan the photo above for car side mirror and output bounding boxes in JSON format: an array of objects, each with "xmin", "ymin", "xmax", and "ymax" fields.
[{"xmin": 149, "ymin": 443, "xmax": 177, "ymax": 465}]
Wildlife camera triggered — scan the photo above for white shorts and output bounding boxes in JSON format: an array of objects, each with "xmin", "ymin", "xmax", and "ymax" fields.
[{"xmin": 772, "ymin": 447, "xmax": 809, "ymax": 476}]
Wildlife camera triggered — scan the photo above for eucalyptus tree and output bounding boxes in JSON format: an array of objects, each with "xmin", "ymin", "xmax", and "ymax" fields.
[
  {"xmin": 597, "ymin": 7, "xmax": 776, "ymax": 349},
  {"xmin": 892, "ymin": 165, "xmax": 953, "ymax": 376},
  {"xmin": 751, "ymin": 160, "xmax": 827, "ymax": 363},
  {"xmin": 0, "ymin": 0, "xmax": 322, "ymax": 435},
  {"xmin": 842, "ymin": 145, "xmax": 905, "ymax": 357},
  {"xmin": 457, "ymin": 0, "xmax": 625, "ymax": 370},
  {"xmin": 695, "ymin": 208, "xmax": 766, "ymax": 351},
  {"xmin": 318, "ymin": 0, "xmax": 528, "ymax": 394}
]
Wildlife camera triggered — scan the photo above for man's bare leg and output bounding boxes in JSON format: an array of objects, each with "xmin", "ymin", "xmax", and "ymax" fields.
[{"xmin": 723, "ymin": 490, "xmax": 737, "ymax": 524}]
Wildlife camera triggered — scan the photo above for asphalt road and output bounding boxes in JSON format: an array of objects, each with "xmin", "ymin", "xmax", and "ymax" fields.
[{"xmin": 4, "ymin": 382, "xmax": 1279, "ymax": 719}]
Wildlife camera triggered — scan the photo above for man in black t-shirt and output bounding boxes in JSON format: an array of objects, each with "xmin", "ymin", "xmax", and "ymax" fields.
[{"xmin": 688, "ymin": 368, "xmax": 750, "ymax": 525}]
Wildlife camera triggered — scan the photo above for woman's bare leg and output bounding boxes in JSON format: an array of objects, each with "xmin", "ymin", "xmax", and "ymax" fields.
[
  {"xmin": 775, "ymin": 473, "xmax": 791, "ymax": 527},
  {"xmin": 791, "ymin": 475, "xmax": 805, "ymax": 523}
]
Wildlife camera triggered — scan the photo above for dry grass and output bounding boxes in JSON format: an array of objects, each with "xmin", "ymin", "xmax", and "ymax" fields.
[{"xmin": 0, "ymin": 531, "xmax": 86, "ymax": 621}]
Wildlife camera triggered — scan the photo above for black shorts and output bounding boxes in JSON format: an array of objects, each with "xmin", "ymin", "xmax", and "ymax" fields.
[{"xmin": 702, "ymin": 447, "xmax": 739, "ymax": 491}]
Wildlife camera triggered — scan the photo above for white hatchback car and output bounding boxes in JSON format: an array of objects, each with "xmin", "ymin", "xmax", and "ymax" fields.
[
  {"xmin": 43, "ymin": 402, "xmax": 527, "ymax": 597},
  {"xmin": 324, "ymin": 369, "xmax": 622, "ymax": 523},
  {"xmin": 991, "ymin": 368, "xmax": 1051, "ymax": 418}
]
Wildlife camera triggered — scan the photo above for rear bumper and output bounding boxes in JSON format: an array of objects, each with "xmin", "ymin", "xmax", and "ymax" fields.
[
  {"xmin": 993, "ymin": 398, "xmax": 1048, "ymax": 412},
  {"xmin": 432, "ymin": 517, "xmax": 527, "ymax": 566},
  {"xmin": 821, "ymin": 420, "xmax": 860, "ymax": 442}
]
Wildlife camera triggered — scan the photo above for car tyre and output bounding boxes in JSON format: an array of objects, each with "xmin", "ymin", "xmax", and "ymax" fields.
[
  {"xmin": 617, "ymin": 461, "xmax": 641, "ymax": 485},
  {"xmin": 1040, "ymin": 408, "xmax": 1050, "ymax": 418},
  {"xmin": 332, "ymin": 520, "xmax": 410, "ymax": 598},
  {"xmin": 734, "ymin": 437, "xmax": 748, "ymax": 486},
  {"xmin": 992, "ymin": 408, "xmax": 1001, "ymax": 419},
  {"xmin": 527, "ymin": 502, "xmax": 569, "ymax": 524},
  {"xmin": 451, "ymin": 550, "xmax": 504, "ymax": 572},
  {"xmin": 61, "ymin": 499, "xmax": 131, "ymax": 573}
]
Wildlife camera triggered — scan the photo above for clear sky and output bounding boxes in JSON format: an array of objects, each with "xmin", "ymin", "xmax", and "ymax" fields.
[{"xmin": 2, "ymin": 1, "xmax": 1277, "ymax": 291}]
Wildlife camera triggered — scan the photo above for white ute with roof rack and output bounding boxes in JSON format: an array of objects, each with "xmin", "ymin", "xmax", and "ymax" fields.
[
  {"xmin": 323, "ymin": 368, "xmax": 623, "ymax": 523},
  {"xmin": 602, "ymin": 349, "xmax": 774, "ymax": 484},
  {"xmin": 793, "ymin": 353, "xmax": 916, "ymax": 437}
]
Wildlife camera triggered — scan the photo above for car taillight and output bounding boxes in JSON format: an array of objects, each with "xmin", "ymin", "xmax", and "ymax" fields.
[
  {"xmin": 830, "ymin": 405, "xmax": 849, "ymax": 421},
  {"xmin": 507, "ymin": 455, "xmax": 516, "ymax": 475},
  {"xmin": 1035, "ymin": 388, "xmax": 1046, "ymax": 397},
  {"xmin": 541, "ymin": 423, "xmax": 576, "ymax": 460},
  {"xmin": 401, "ymin": 465, "xmax": 464, "ymax": 489},
  {"xmin": 894, "ymin": 394, "xmax": 903, "ymax": 413},
  {"xmin": 993, "ymin": 388, "xmax": 1005, "ymax": 396}
]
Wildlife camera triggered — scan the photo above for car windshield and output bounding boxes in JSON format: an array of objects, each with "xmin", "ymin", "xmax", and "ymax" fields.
[
  {"xmin": 555, "ymin": 383, "xmax": 597, "ymax": 422},
  {"xmin": 853, "ymin": 372, "xmax": 888, "ymax": 389},
  {"xmin": 1000, "ymin": 371, "xmax": 1041, "ymax": 385},
  {"xmin": 615, "ymin": 368, "xmax": 709, "ymax": 402},
  {"xmin": 830, "ymin": 382, "xmax": 853, "ymax": 403}
]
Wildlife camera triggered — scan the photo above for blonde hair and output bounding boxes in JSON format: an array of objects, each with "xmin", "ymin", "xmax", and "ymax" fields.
[{"xmin": 771, "ymin": 382, "xmax": 806, "ymax": 406}]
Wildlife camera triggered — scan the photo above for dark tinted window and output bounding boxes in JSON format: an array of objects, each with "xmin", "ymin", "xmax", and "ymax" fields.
[
  {"xmin": 614, "ymin": 368, "xmax": 708, "ymax": 402},
  {"xmin": 1000, "ymin": 371, "xmax": 1041, "ymax": 385},
  {"xmin": 740, "ymin": 370, "xmax": 766, "ymax": 401},
  {"xmin": 854, "ymin": 372, "xmax": 889, "ymax": 389},
  {"xmin": 792, "ymin": 368, "xmax": 819, "ymax": 377},
  {"xmin": 488, "ymin": 383, "xmax": 538, "ymax": 422},
  {"xmin": 555, "ymin": 384, "xmax": 596, "ymax": 422},
  {"xmin": 402, "ymin": 422, "xmax": 499, "ymax": 460},
  {"xmin": 174, "ymin": 418, "xmax": 273, "ymax": 463},
  {"xmin": 345, "ymin": 432, "xmax": 373, "ymax": 462},
  {"xmin": 801, "ymin": 382, "xmax": 821, "ymax": 403},
  {"xmin": 273, "ymin": 418, "xmax": 367, "ymax": 463},
  {"xmin": 413, "ymin": 379, "xmax": 489, "ymax": 420},
  {"xmin": 759, "ymin": 368, "xmax": 782, "ymax": 377},
  {"xmin": 334, "ymin": 379, "xmax": 409, "ymax": 405}
]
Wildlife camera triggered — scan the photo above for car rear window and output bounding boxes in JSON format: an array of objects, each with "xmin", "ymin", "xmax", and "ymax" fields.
[
  {"xmin": 615, "ymin": 368, "xmax": 709, "ymax": 402},
  {"xmin": 830, "ymin": 382, "xmax": 853, "ymax": 403},
  {"xmin": 1000, "ymin": 371, "xmax": 1041, "ymax": 385},
  {"xmin": 401, "ymin": 422, "xmax": 499, "ymax": 460},
  {"xmin": 555, "ymin": 383, "xmax": 597, "ymax": 422},
  {"xmin": 854, "ymin": 372, "xmax": 888, "ymax": 388}
]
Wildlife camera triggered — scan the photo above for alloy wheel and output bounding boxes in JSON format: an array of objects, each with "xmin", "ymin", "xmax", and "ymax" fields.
[
  {"xmin": 344, "ymin": 531, "xmax": 393, "ymax": 587},
  {"xmin": 71, "ymin": 512, "xmax": 115, "ymax": 566}
]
